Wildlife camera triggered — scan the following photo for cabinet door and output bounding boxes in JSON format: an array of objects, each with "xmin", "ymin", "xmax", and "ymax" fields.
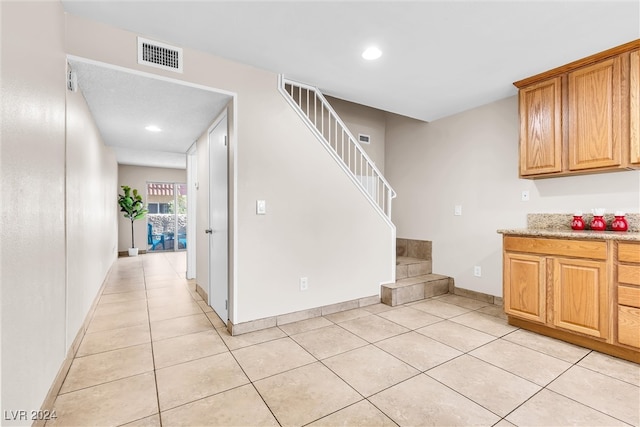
[
  {"xmin": 568, "ymin": 57, "xmax": 622, "ymax": 170},
  {"xmin": 630, "ymin": 49, "xmax": 639, "ymax": 165},
  {"xmin": 519, "ymin": 77, "xmax": 563, "ymax": 176},
  {"xmin": 618, "ymin": 305, "xmax": 640, "ymax": 348},
  {"xmin": 553, "ymin": 257, "xmax": 608, "ymax": 338},
  {"xmin": 504, "ymin": 252, "xmax": 546, "ymax": 322}
]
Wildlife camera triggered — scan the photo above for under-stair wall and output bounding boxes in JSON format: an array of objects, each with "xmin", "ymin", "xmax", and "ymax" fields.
[{"xmin": 278, "ymin": 77, "xmax": 396, "ymax": 226}]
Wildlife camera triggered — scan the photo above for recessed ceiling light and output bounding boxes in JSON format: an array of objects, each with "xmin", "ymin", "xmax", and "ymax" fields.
[
  {"xmin": 145, "ymin": 125, "xmax": 162, "ymax": 132},
  {"xmin": 362, "ymin": 46, "xmax": 382, "ymax": 60}
]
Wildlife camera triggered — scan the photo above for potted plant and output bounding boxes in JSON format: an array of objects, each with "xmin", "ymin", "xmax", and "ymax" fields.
[{"xmin": 118, "ymin": 185, "xmax": 148, "ymax": 256}]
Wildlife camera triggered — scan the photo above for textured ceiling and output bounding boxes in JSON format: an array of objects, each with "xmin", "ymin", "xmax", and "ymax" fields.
[
  {"xmin": 69, "ymin": 59, "xmax": 231, "ymax": 168},
  {"xmin": 63, "ymin": 1, "xmax": 640, "ymax": 168}
]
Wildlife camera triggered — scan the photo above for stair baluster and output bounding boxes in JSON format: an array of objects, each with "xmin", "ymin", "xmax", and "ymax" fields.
[{"xmin": 278, "ymin": 76, "xmax": 396, "ymax": 226}]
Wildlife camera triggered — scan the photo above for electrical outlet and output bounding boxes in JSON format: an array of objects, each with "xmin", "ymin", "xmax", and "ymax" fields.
[
  {"xmin": 473, "ymin": 266, "xmax": 482, "ymax": 277},
  {"xmin": 256, "ymin": 200, "xmax": 266, "ymax": 214},
  {"xmin": 521, "ymin": 190, "xmax": 530, "ymax": 202},
  {"xmin": 299, "ymin": 277, "xmax": 308, "ymax": 291}
]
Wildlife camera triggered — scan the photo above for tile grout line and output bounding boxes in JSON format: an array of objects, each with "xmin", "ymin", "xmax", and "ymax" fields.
[
  {"xmin": 365, "ymin": 303, "xmax": 511, "ymax": 422},
  {"xmin": 299, "ymin": 399, "xmax": 399, "ymax": 427},
  {"xmin": 54, "ymin": 260, "xmax": 148, "ymax": 403},
  {"xmin": 227, "ymin": 320, "xmax": 370, "ymax": 426},
  {"xmin": 187, "ymin": 285, "xmax": 287, "ymax": 424},
  {"xmin": 540, "ymin": 353, "xmax": 638, "ymax": 426},
  {"xmin": 335, "ymin": 299, "xmax": 527, "ymax": 423},
  {"xmin": 577, "ymin": 364, "xmax": 640, "ymax": 387},
  {"xmin": 223, "ymin": 332, "xmax": 284, "ymax": 425},
  {"xmin": 310, "ymin": 309, "xmax": 486, "ymax": 423},
  {"xmin": 443, "ymin": 301, "xmax": 572, "ymax": 418},
  {"xmin": 142, "ymin": 254, "xmax": 164, "ymax": 427},
  {"xmin": 82, "ymin": 256, "xmax": 638, "ymax": 426},
  {"xmin": 146, "ymin": 261, "xmax": 269, "ymax": 423},
  {"xmin": 421, "ymin": 371, "xmax": 509, "ymax": 421},
  {"xmin": 421, "ymin": 298, "xmax": 638, "ymax": 425}
]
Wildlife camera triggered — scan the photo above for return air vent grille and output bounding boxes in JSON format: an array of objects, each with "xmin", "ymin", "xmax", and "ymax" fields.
[{"xmin": 137, "ymin": 37, "xmax": 183, "ymax": 73}]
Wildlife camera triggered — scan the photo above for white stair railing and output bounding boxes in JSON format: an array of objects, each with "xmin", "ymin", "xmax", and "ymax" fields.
[{"xmin": 278, "ymin": 76, "xmax": 396, "ymax": 225}]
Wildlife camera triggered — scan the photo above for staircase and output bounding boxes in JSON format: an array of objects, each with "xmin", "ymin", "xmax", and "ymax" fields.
[
  {"xmin": 278, "ymin": 76, "xmax": 396, "ymax": 225},
  {"xmin": 279, "ymin": 78, "xmax": 453, "ymax": 306},
  {"xmin": 381, "ymin": 238, "xmax": 452, "ymax": 306}
]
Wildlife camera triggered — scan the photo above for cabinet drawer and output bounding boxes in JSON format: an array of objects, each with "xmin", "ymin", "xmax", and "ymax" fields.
[
  {"xmin": 618, "ymin": 243, "xmax": 640, "ymax": 263},
  {"xmin": 504, "ymin": 236, "xmax": 607, "ymax": 260},
  {"xmin": 619, "ymin": 285, "xmax": 640, "ymax": 308},
  {"xmin": 618, "ymin": 305, "xmax": 640, "ymax": 348},
  {"xmin": 618, "ymin": 265, "xmax": 640, "ymax": 286}
]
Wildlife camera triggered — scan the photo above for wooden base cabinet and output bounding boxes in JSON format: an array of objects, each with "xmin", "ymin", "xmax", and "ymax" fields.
[
  {"xmin": 618, "ymin": 306, "xmax": 640, "ymax": 348},
  {"xmin": 503, "ymin": 235, "xmax": 640, "ymax": 363},
  {"xmin": 552, "ymin": 257, "xmax": 608, "ymax": 338},
  {"xmin": 504, "ymin": 252, "xmax": 546, "ymax": 323},
  {"xmin": 616, "ymin": 242, "xmax": 640, "ymax": 350}
]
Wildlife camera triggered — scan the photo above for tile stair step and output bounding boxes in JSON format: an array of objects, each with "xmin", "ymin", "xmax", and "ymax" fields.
[
  {"xmin": 396, "ymin": 257, "xmax": 432, "ymax": 279},
  {"xmin": 381, "ymin": 274, "xmax": 451, "ymax": 307}
]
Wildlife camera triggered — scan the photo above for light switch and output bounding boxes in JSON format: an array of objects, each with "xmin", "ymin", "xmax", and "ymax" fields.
[
  {"xmin": 256, "ymin": 200, "xmax": 266, "ymax": 215},
  {"xmin": 454, "ymin": 205, "xmax": 462, "ymax": 216}
]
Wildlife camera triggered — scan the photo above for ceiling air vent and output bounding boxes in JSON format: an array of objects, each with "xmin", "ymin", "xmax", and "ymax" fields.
[{"xmin": 137, "ymin": 37, "xmax": 183, "ymax": 73}]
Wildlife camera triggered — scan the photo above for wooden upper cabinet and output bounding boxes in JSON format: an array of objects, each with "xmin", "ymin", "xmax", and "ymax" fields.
[
  {"xmin": 630, "ymin": 49, "xmax": 640, "ymax": 165},
  {"xmin": 567, "ymin": 57, "xmax": 622, "ymax": 170},
  {"xmin": 514, "ymin": 40, "xmax": 640, "ymax": 178},
  {"xmin": 519, "ymin": 77, "xmax": 562, "ymax": 176}
]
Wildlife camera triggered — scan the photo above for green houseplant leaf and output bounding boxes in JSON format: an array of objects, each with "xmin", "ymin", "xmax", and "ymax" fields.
[{"xmin": 118, "ymin": 185, "xmax": 149, "ymax": 249}]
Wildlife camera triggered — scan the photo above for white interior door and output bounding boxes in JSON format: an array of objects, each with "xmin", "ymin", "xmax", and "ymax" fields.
[{"xmin": 208, "ymin": 113, "xmax": 228, "ymax": 323}]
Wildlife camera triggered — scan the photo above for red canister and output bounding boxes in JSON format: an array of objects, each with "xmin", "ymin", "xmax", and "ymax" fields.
[
  {"xmin": 611, "ymin": 212, "xmax": 628, "ymax": 232},
  {"xmin": 571, "ymin": 213, "xmax": 585, "ymax": 230},
  {"xmin": 590, "ymin": 216, "xmax": 606, "ymax": 231}
]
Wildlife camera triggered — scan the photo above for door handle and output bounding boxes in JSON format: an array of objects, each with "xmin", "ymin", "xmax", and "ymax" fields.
[{"xmin": 205, "ymin": 228, "xmax": 213, "ymax": 234}]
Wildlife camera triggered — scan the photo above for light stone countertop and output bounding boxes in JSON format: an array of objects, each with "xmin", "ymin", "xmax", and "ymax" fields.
[
  {"xmin": 497, "ymin": 228, "xmax": 640, "ymax": 241},
  {"xmin": 497, "ymin": 213, "xmax": 640, "ymax": 241}
]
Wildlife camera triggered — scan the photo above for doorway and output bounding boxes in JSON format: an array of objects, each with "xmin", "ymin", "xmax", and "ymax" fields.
[
  {"xmin": 66, "ymin": 55, "xmax": 236, "ymax": 322},
  {"xmin": 146, "ymin": 182, "xmax": 187, "ymax": 252},
  {"xmin": 208, "ymin": 112, "xmax": 229, "ymax": 323}
]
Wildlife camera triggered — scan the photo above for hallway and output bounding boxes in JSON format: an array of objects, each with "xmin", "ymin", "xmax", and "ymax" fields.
[{"xmin": 47, "ymin": 252, "xmax": 639, "ymax": 426}]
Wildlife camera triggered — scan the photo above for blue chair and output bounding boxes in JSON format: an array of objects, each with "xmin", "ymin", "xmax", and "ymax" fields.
[
  {"xmin": 148, "ymin": 223, "xmax": 165, "ymax": 250},
  {"xmin": 178, "ymin": 233, "xmax": 187, "ymax": 249}
]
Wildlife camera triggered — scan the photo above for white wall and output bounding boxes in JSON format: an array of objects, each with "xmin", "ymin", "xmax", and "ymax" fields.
[
  {"xmin": 385, "ymin": 95, "xmax": 640, "ymax": 297},
  {"xmin": 1, "ymin": 2, "xmax": 118, "ymax": 422},
  {"xmin": 64, "ymin": 13, "xmax": 394, "ymax": 325},
  {"xmin": 1, "ymin": 2, "xmax": 67, "ymax": 421},
  {"xmin": 117, "ymin": 165, "xmax": 187, "ymax": 253},
  {"xmin": 327, "ymin": 96, "xmax": 387, "ymax": 173},
  {"xmin": 234, "ymin": 100, "xmax": 393, "ymax": 321},
  {"xmin": 66, "ymin": 82, "xmax": 118, "ymax": 348}
]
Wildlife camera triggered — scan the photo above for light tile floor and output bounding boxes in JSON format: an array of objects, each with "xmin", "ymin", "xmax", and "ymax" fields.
[{"xmin": 48, "ymin": 252, "xmax": 640, "ymax": 426}]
